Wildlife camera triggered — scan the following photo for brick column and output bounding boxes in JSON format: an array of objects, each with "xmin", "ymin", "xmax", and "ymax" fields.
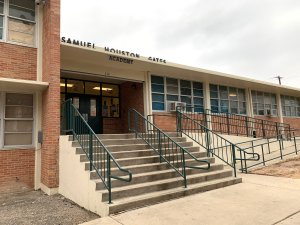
[{"xmin": 41, "ymin": 0, "xmax": 60, "ymax": 191}]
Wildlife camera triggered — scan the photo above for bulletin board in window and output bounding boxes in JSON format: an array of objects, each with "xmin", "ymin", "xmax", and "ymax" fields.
[{"xmin": 102, "ymin": 97, "xmax": 119, "ymax": 117}]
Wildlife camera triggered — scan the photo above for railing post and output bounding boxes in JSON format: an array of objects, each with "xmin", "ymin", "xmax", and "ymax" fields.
[
  {"xmin": 262, "ymin": 120, "xmax": 266, "ymax": 138},
  {"xmin": 107, "ymin": 154, "xmax": 112, "ymax": 204},
  {"xmin": 294, "ymin": 136, "xmax": 298, "ymax": 155},
  {"xmin": 261, "ymin": 145, "xmax": 265, "ymax": 166},
  {"xmin": 158, "ymin": 131, "xmax": 162, "ymax": 163},
  {"xmin": 226, "ymin": 113, "xmax": 230, "ymax": 135},
  {"xmin": 182, "ymin": 150, "xmax": 187, "ymax": 188},
  {"xmin": 89, "ymin": 130, "xmax": 93, "ymax": 171},
  {"xmin": 205, "ymin": 128, "xmax": 211, "ymax": 157},
  {"xmin": 275, "ymin": 122, "xmax": 279, "ymax": 140},
  {"xmin": 134, "ymin": 111, "xmax": 138, "ymax": 138},
  {"xmin": 279, "ymin": 139, "xmax": 283, "ymax": 160},
  {"xmin": 231, "ymin": 145, "xmax": 237, "ymax": 177}
]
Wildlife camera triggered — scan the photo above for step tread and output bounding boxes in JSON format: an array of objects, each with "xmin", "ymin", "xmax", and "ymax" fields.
[
  {"xmin": 106, "ymin": 169, "xmax": 233, "ymax": 193},
  {"xmin": 108, "ymin": 176, "xmax": 241, "ymax": 206},
  {"xmin": 94, "ymin": 163, "xmax": 225, "ymax": 184}
]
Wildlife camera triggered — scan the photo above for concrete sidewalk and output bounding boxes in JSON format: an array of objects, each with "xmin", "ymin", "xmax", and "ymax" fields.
[{"xmin": 80, "ymin": 174, "xmax": 300, "ymax": 225}]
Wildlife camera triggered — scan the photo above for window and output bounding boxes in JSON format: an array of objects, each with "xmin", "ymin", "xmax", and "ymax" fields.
[
  {"xmin": 0, "ymin": 0, "xmax": 36, "ymax": 46},
  {"xmin": 210, "ymin": 84, "xmax": 246, "ymax": 114},
  {"xmin": 0, "ymin": 1, "xmax": 4, "ymax": 40},
  {"xmin": 151, "ymin": 75, "xmax": 165, "ymax": 111},
  {"xmin": 1, "ymin": 93, "xmax": 34, "ymax": 147},
  {"xmin": 251, "ymin": 91, "xmax": 277, "ymax": 116},
  {"xmin": 60, "ymin": 79, "xmax": 121, "ymax": 118},
  {"xmin": 281, "ymin": 95, "xmax": 300, "ymax": 117},
  {"xmin": 102, "ymin": 84, "xmax": 119, "ymax": 118},
  {"xmin": 151, "ymin": 75, "xmax": 204, "ymax": 112}
]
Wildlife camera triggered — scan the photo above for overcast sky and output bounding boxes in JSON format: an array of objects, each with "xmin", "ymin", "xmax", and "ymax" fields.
[{"xmin": 61, "ymin": 0, "xmax": 300, "ymax": 88}]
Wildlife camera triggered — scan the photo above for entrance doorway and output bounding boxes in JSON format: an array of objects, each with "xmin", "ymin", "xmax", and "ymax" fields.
[{"xmin": 67, "ymin": 94, "xmax": 102, "ymax": 134}]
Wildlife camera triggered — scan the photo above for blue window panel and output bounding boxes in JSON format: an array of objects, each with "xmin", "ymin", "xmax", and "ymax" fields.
[
  {"xmin": 194, "ymin": 105, "xmax": 204, "ymax": 113},
  {"xmin": 181, "ymin": 96, "xmax": 191, "ymax": 104},
  {"xmin": 193, "ymin": 89, "xmax": 203, "ymax": 97},
  {"xmin": 220, "ymin": 107, "xmax": 229, "ymax": 113},
  {"xmin": 211, "ymin": 105, "xmax": 219, "ymax": 113},
  {"xmin": 210, "ymin": 84, "xmax": 218, "ymax": 92},
  {"xmin": 167, "ymin": 95, "xmax": 178, "ymax": 101},
  {"xmin": 152, "ymin": 102, "xmax": 165, "ymax": 111},
  {"xmin": 210, "ymin": 91, "xmax": 218, "ymax": 99},
  {"xmin": 180, "ymin": 80, "xmax": 191, "ymax": 88},
  {"xmin": 186, "ymin": 105, "xmax": 193, "ymax": 112},
  {"xmin": 193, "ymin": 82, "xmax": 203, "ymax": 90},
  {"xmin": 151, "ymin": 75, "xmax": 164, "ymax": 84},
  {"xmin": 152, "ymin": 93, "xmax": 164, "ymax": 102},
  {"xmin": 210, "ymin": 99, "xmax": 219, "ymax": 107},
  {"xmin": 181, "ymin": 88, "xmax": 191, "ymax": 96},
  {"xmin": 151, "ymin": 84, "xmax": 164, "ymax": 93},
  {"xmin": 194, "ymin": 97, "xmax": 203, "ymax": 105}
]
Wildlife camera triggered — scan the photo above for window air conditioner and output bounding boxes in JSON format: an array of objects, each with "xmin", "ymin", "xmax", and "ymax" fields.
[
  {"xmin": 266, "ymin": 109, "xmax": 272, "ymax": 116},
  {"xmin": 167, "ymin": 101, "xmax": 186, "ymax": 112}
]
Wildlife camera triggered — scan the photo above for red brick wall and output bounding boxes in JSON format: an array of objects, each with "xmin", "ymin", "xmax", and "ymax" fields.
[
  {"xmin": 0, "ymin": 42, "xmax": 37, "ymax": 80},
  {"xmin": 102, "ymin": 81, "xmax": 144, "ymax": 134},
  {"xmin": 103, "ymin": 118, "xmax": 123, "ymax": 134},
  {"xmin": 120, "ymin": 82, "xmax": 144, "ymax": 133},
  {"xmin": 152, "ymin": 112, "xmax": 177, "ymax": 132},
  {"xmin": 41, "ymin": 0, "xmax": 60, "ymax": 189},
  {"xmin": 0, "ymin": 149, "xmax": 35, "ymax": 194},
  {"xmin": 283, "ymin": 117, "xmax": 300, "ymax": 136}
]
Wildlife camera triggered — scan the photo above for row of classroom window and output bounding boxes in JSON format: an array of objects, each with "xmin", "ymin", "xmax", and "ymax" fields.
[{"xmin": 151, "ymin": 75, "xmax": 300, "ymax": 117}]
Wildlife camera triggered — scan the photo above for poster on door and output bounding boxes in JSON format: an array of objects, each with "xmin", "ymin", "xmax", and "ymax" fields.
[{"xmin": 90, "ymin": 99, "xmax": 96, "ymax": 117}]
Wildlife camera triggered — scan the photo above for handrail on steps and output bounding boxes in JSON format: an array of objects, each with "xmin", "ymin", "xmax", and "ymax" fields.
[
  {"xmin": 128, "ymin": 108, "xmax": 210, "ymax": 188},
  {"xmin": 176, "ymin": 107, "xmax": 260, "ymax": 176},
  {"xmin": 61, "ymin": 99, "xmax": 132, "ymax": 203}
]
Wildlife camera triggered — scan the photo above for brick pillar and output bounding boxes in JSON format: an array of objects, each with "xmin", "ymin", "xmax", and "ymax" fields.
[{"xmin": 41, "ymin": 0, "xmax": 60, "ymax": 190}]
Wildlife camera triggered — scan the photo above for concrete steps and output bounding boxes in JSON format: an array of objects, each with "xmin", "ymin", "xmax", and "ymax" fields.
[
  {"xmin": 108, "ymin": 176, "xmax": 241, "ymax": 214},
  {"xmin": 67, "ymin": 132, "xmax": 241, "ymax": 215}
]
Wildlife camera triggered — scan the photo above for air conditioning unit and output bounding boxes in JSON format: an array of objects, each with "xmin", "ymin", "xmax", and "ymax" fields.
[
  {"xmin": 266, "ymin": 109, "xmax": 272, "ymax": 116},
  {"xmin": 167, "ymin": 101, "xmax": 186, "ymax": 112}
]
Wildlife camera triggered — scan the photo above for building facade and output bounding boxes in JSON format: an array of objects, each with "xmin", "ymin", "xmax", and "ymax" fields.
[{"xmin": 0, "ymin": 0, "xmax": 300, "ymax": 194}]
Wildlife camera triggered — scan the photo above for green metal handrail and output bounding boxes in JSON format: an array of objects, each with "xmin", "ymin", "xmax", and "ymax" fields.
[
  {"xmin": 128, "ymin": 108, "xmax": 210, "ymax": 188},
  {"xmin": 176, "ymin": 107, "xmax": 260, "ymax": 176},
  {"xmin": 61, "ymin": 99, "xmax": 132, "ymax": 203},
  {"xmin": 174, "ymin": 107, "xmax": 292, "ymax": 140}
]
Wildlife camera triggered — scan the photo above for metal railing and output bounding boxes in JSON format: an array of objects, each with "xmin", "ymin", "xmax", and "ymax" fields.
[
  {"xmin": 234, "ymin": 134, "xmax": 300, "ymax": 171},
  {"xmin": 174, "ymin": 108, "xmax": 292, "ymax": 140},
  {"xmin": 128, "ymin": 108, "xmax": 210, "ymax": 188},
  {"xmin": 61, "ymin": 99, "xmax": 132, "ymax": 203},
  {"xmin": 176, "ymin": 107, "xmax": 260, "ymax": 176}
]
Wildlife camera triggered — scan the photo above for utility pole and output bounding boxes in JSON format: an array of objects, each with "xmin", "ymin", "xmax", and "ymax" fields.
[{"xmin": 274, "ymin": 76, "xmax": 283, "ymax": 85}]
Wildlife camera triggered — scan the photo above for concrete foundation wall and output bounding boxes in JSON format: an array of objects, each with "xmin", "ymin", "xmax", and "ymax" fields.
[{"xmin": 58, "ymin": 136, "xmax": 108, "ymax": 216}]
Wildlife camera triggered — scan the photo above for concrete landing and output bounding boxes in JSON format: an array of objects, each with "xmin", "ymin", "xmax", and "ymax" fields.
[{"xmin": 80, "ymin": 174, "xmax": 300, "ymax": 225}]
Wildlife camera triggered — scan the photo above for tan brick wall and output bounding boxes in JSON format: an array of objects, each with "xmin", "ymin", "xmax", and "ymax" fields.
[
  {"xmin": 41, "ymin": 0, "xmax": 61, "ymax": 188},
  {"xmin": 0, "ymin": 42, "xmax": 37, "ymax": 80},
  {"xmin": 0, "ymin": 149, "xmax": 35, "ymax": 194}
]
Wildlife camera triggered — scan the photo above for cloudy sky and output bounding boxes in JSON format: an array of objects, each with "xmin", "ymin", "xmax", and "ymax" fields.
[{"xmin": 61, "ymin": 0, "xmax": 300, "ymax": 88}]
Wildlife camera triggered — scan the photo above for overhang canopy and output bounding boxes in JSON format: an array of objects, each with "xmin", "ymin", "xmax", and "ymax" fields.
[{"xmin": 0, "ymin": 78, "xmax": 49, "ymax": 92}]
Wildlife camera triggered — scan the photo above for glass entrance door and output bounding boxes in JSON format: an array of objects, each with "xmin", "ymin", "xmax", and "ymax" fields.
[{"xmin": 67, "ymin": 94, "xmax": 102, "ymax": 134}]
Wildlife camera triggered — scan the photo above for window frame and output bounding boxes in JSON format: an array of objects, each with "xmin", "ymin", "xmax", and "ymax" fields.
[
  {"xmin": 0, "ymin": 91, "xmax": 35, "ymax": 149},
  {"xmin": 151, "ymin": 75, "xmax": 205, "ymax": 113},
  {"xmin": 281, "ymin": 95, "xmax": 300, "ymax": 118},
  {"xmin": 251, "ymin": 91, "xmax": 277, "ymax": 116},
  {"xmin": 0, "ymin": 0, "xmax": 37, "ymax": 47},
  {"xmin": 210, "ymin": 84, "xmax": 247, "ymax": 115}
]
